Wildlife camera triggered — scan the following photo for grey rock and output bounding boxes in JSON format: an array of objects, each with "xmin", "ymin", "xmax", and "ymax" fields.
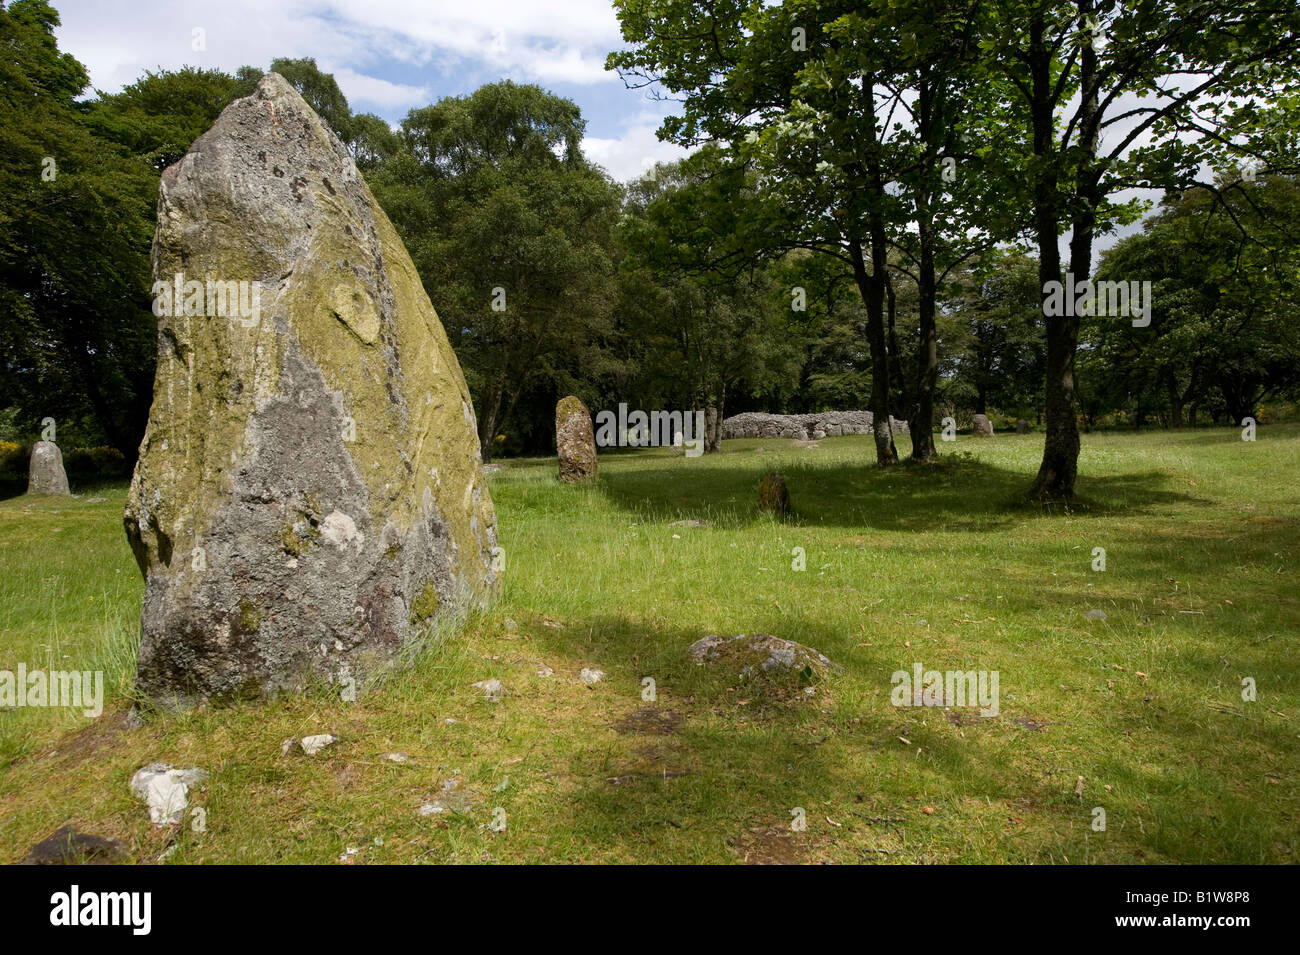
[
  {"xmin": 972, "ymin": 414, "xmax": 994, "ymax": 437},
  {"xmin": 722, "ymin": 411, "xmax": 908, "ymax": 439},
  {"xmin": 688, "ymin": 633, "xmax": 837, "ymax": 680},
  {"xmin": 556, "ymin": 395, "xmax": 597, "ymax": 482},
  {"xmin": 299, "ymin": 733, "xmax": 338, "ymax": 755},
  {"xmin": 123, "ymin": 73, "xmax": 499, "ymax": 709},
  {"xmin": 27, "ymin": 442, "xmax": 70, "ymax": 496},
  {"xmin": 130, "ymin": 763, "xmax": 209, "ymax": 826}
]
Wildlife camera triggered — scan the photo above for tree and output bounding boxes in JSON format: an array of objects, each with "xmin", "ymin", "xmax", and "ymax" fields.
[
  {"xmin": 370, "ymin": 82, "xmax": 622, "ymax": 460},
  {"xmin": 944, "ymin": 252, "xmax": 1045, "ymax": 419},
  {"xmin": 617, "ymin": 152, "xmax": 804, "ymax": 446},
  {"xmin": 1086, "ymin": 174, "xmax": 1300, "ymax": 426},
  {"xmin": 982, "ymin": 0, "xmax": 1300, "ymax": 499},
  {"xmin": 0, "ymin": 1, "xmax": 163, "ymax": 456}
]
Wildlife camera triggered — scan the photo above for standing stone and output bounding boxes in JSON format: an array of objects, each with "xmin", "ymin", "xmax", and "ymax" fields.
[
  {"xmin": 757, "ymin": 472, "xmax": 790, "ymax": 515},
  {"xmin": 124, "ymin": 74, "xmax": 500, "ymax": 708},
  {"xmin": 27, "ymin": 441, "xmax": 70, "ymax": 495},
  {"xmin": 555, "ymin": 396, "xmax": 597, "ymax": 483},
  {"xmin": 972, "ymin": 414, "xmax": 994, "ymax": 437},
  {"xmin": 1015, "ymin": 418, "xmax": 1029, "ymax": 434}
]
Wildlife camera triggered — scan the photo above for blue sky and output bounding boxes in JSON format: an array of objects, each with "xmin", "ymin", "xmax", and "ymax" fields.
[{"xmin": 52, "ymin": 0, "xmax": 689, "ymax": 182}]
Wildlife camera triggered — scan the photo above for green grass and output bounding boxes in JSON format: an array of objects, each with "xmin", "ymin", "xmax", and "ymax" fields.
[{"xmin": 0, "ymin": 427, "xmax": 1296, "ymax": 864}]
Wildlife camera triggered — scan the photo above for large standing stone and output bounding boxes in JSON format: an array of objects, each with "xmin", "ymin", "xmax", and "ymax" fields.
[
  {"xmin": 124, "ymin": 74, "xmax": 500, "ymax": 708},
  {"xmin": 27, "ymin": 441, "xmax": 70, "ymax": 496},
  {"xmin": 972, "ymin": 414, "xmax": 994, "ymax": 437},
  {"xmin": 555, "ymin": 396, "xmax": 597, "ymax": 483}
]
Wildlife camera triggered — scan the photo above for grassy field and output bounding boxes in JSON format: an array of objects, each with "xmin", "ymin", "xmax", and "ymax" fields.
[{"xmin": 0, "ymin": 426, "xmax": 1296, "ymax": 864}]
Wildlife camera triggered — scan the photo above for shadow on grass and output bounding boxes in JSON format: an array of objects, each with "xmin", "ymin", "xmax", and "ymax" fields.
[
  {"xmin": 514, "ymin": 604, "xmax": 1296, "ymax": 863},
  {"xmin": 591, "ymin": 452, "xmax": 1203, "ymax": 532}
]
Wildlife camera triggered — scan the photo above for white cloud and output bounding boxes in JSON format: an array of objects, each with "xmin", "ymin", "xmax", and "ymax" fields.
[
  {"xmin": 583, "ymin": 116, "xmax": 691, "ymax": 183},
  {"xmin": 54, "ymin": 0, "xmax": 627, "ymax": 97},
  {"xmin": 330, "ymin": 68, "xmax": 430, "ymax": 111}
]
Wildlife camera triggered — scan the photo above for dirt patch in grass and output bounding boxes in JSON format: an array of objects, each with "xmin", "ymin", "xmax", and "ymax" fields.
[
  {"xmin": 730, "ymin": 823, "xmax": 814, "ymax": 865},
  {"xmin": 50, "ymin": 708, "xmax": 136, "ymax": 770},
  {"xmin": 612, "ymin": 707, "xmax": 682, "ymax": 735}
]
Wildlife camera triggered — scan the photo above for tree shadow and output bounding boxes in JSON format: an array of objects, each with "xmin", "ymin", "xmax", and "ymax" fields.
[
  {"xmin": 591, "ymin": 452, "xmax": 1203, "ymax": 532},
  {"xmin": 512, "ymin": 602, "xmax": 1296, "ymax": 863}
]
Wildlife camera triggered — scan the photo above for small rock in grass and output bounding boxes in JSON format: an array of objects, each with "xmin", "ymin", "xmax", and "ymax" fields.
[
  {"xmin": 130, "ymin": 763, "xmax": 209, "ymax": 826},
  {"xmin": 473, "ymin": 678, "xmax": 504, "ymax": 702},
  {"xmin": 22, "ymin": 826, "xmax": 129, "ymax": 865},
  {"xmin": 382, "ymin": 752, "xmax": 410, "ymax": 763},
  {"xmin": 580, "ymin": 668, "xmax": 605, "ymax": 685},
  {"xmin": 418, "ymin": 778, "xmax": 480, "ymax": 815},
  {"xmin": 300, "ymin": 734, "xmax": 338, "ymax": 755},
  {"xmin": 536, "ymin": 664, "xmax": 554, "ymax": 677},
  {"xmin": 1085, "ymin": 609, "xmax": 1107, "ymax": 621}
]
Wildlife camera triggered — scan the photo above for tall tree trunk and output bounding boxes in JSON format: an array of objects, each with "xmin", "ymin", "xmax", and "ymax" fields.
[
  {"xmin": 477, "ymin": 377, "xmax": 504, "ymax": 463},
  {"xmin": 856, "ymin": 72, "xmax": 898, "ymax": 466},
  {"xmin": 910, "ymin": 88, "xmax": 939, "ymax": 463},
  {"xmin": 885, "ymin": 271, "xmax": 912, "ymax": 426},
  {"xmin": 1166, "ymin": 371, "xmax": 1184, "ymax": 428},
  {"xmin": 1029, "ymin": 5, "xmax": 1087, "ymax": 502},
  {"xmin": 851, "ymin": 239, "xmax": 898, "ymax": 466}
]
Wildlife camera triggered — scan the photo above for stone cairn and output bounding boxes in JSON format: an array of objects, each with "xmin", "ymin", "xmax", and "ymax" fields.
[{"xmin": 723, "ymin": 410, "xmax": 908, "ymax": 441}]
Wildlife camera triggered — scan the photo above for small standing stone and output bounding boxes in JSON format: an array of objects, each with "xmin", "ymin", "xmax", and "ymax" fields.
[
  {"xmin": 27, "ymin": 441, "xmax": 70, "ymax": 496},
  {"xmin": 556, "ymin": 396, "xmax": 597, "ymax": 483},
  {"xmin": 757, "ymin": 472, "xmax": 790, "ymax": 515},
  {"xmin": 1015, "ymin": 418, "xmax": 1029, "ymax": 435},
  {"xmin": 972, "ymin": 414, "xmax": 994, "ymax": 437}
]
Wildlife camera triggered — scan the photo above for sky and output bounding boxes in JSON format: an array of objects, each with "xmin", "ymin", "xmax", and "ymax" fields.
[{"xmin": 51, "ymin": 0, "xmax": 689, "ymax": 183}]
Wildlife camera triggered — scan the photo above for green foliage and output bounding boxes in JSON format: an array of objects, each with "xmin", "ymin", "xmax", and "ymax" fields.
[
  {"xmin": 370, "ymin": 82, "xmax": 621, "ymax": 458},
  {"xmin": 0, "ymin": 0, "xmax": 159, "ymax": 457},
  {"xmin": 1085, "ymin": 174, "xmax": 1300, "ymax": 426}
]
